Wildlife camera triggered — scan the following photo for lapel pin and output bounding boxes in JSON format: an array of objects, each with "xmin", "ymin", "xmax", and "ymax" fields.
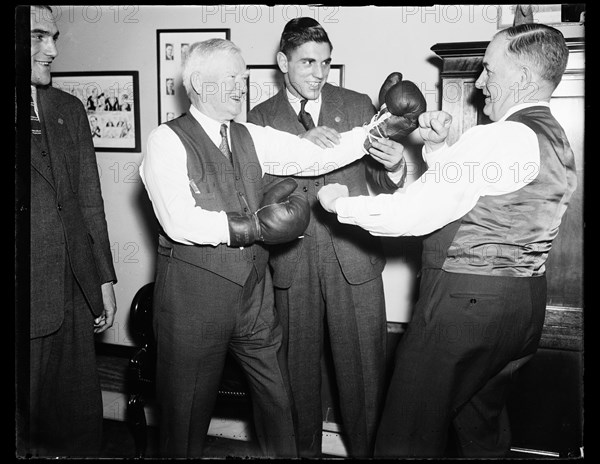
[
  {"xmin": 335, "ymin": 116, "xmax": 341, "ymax": 123},
  {"xmin": 58, "ymin": 118, "xmax": 64, "ymax": 124}
]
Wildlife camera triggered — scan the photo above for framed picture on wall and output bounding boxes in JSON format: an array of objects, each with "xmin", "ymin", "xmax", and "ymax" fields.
[
  {"xmin": 51, "ymin": 71, "xmax": 141, "ymax": 152},
  {"xmin": 497, "ymin": 4, "xmax": 585, "ymax": 28},
  {"xmin": 239, "ymin": 64, "xmax": 344, "ymax": 121},
  {"xmin": 157, "ymin": 28, "xmax": 230, "ymax": 125}
]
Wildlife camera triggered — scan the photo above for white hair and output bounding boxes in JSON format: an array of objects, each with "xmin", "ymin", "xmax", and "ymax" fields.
[{"xmin": 181, "ymin": 38, "xmax": 242, "ymax": 99}]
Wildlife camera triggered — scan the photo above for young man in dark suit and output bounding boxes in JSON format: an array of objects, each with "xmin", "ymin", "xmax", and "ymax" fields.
[
  {"xmin": 247, "ymin": 17, "xmax": 407, "ymax": 458},
  {"xmin": 25, "ymin": 5, "xmax": 118, "ymax": 457}
]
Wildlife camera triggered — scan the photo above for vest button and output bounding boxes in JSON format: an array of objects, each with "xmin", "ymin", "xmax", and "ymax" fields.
[
  {"xmin": 314, "ymin": 181, "xmax": 320, "ymax": 187},
  {"xmin": 302, "ymin": 186, "xmax": 308, "ymax": 192},
  {"xmin": 41, "ymin": 151, "xmax": 47, "ymax": 157},
  {"xmin": 244, "ymin": 207, "xmax": 248, "ymax": 212},
  {"xmin": 57, "ymin": 203, "xmax": 62, "ymax": 211},
  {"xmin": 470, "ymin": 298, "xmax": 477, "ymax": 304}
]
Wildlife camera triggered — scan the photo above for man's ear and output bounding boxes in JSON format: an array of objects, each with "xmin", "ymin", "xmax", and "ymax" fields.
[
  {"xmin": 276, "ymin": 51, "xmax": 288, "ymax": 73},
  {"xmin": 521, "ymin": 65, "xmax": 534, "ymax": 87},
  {"xmin": 520, "ymin": 65, "xmax": 543, "ymax": 102},
  {"xmin": 190, "ymin": 71, "xmax": 203, "ymax": 97}
]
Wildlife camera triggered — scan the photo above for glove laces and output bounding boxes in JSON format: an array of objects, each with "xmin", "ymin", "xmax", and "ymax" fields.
[{"xmin": 364, "ymin": 103, "xmax": 392, "ymax": 144}]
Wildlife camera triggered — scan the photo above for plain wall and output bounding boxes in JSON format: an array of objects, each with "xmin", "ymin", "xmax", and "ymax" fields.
[{"xmin": 49, "ymin": 5, "xmax": 504, "ymax": 345}]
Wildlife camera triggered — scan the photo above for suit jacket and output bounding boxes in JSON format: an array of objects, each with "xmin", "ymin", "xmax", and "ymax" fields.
[
  {"xmin": 30, "ymin": 85, "xmax": 116, "ymax": 338},
  {"xmin": 248, "ymin": 83, "xmax": 397, "ymax": 287}
]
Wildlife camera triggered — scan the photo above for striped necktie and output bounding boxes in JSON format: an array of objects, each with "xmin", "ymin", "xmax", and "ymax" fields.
[
  {"xmin": 31, "ymin": 94, "xmax": 42, "ymax": 137},
  {"xmin": 219, "ymin": 123, "xmax": 232, "ymax": 162}
]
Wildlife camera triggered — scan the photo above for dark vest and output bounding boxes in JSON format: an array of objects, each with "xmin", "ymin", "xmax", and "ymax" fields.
[
  {"xmin": 160, "ymin": 113, "xmax": 269, "ymax": 285},
  {"xmin": 422, "ymin": 106, "xmax": 577, "ymax": 277}
]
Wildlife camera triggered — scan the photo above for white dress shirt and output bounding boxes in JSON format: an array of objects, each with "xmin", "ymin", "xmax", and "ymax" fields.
[
  {"xmin": 140, "ymin": 104, "xmax": 367, "ymax": 246},
  {"xmin": 333, "ymin": 102, "xmax": 546, "ymax": 237},
  {"xmin": 31, "ymin": 85, "xmax": 39, "ymax": 116}
]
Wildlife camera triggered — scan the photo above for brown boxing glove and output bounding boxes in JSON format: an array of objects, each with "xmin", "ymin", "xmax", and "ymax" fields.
[
  {"xmin": 364, "ymin": 72, "xmax": 427, "ymax": 151},
  {"xmin": 227, "ymin": 178, "xmax": 310, "ymax": 248}
]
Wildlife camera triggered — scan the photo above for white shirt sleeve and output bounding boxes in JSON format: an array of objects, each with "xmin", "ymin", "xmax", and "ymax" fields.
[
  {"xmin": 243, "ymin": 123, "xmax": 368, "ymax": 177},
  {"xmin": 140, "ymin": 121, "xmax": 367, "ymax": 246},
  {"xmin": 334, "ymin": 121, "xmax": 540, "ymax": 236},
  {"xmin": 139, "ymin": 124, "xmax": 230, "ymax": 246}
]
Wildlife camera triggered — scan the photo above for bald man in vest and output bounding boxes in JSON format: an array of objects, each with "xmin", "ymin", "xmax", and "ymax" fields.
[{"xmin": 318, "ymin": 23, "xmax": 577, "ymax": 458}]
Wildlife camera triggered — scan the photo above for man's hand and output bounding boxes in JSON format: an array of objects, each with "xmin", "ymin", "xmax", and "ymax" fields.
[
  {"xmin": 318, "ymin": 183, "xmax": 349, "ymax": 213},
  {"xmin": 367, "ymin": 138, "xmax": 406, "ymax": 173},
  {"xmin": 299, "ymin": 126, "xmax": 341, "ymax": 148},
  {"xmin": 418, "ymin": 110, "xmax": 452, "ymax": 153},
  {"xmin": 95, "ymin": 282, "xmax": 117, "ymax": 334}
]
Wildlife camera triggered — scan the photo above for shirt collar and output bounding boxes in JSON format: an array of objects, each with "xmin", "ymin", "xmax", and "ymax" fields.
[
  {"xmin": 31, "ymin": 85, "xmax": 39, "ymax": 116},
  {"xmin": 499, "ymin": 101, "xmax": 551, "ymax": 122},
  {"xmin": 189, "ymin": 104, "xmax": 228, "ymax": 146},
  {"xmin": 286, "ymin": 88, "xmax": 322, "ymax": 118}
]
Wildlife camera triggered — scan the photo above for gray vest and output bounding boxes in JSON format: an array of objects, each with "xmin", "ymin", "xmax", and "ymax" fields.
[
  {"xmin": 422, "ymin": 106, "xmax": 577, "ymax": 277},
  {"xmin": 160, "ymin": 113, "xmax": 269, "ymax": 285}
]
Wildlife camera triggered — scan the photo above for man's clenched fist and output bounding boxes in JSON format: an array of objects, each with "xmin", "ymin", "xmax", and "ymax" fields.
[
  {"xmin": 418, "ymin": 110, "xmax": 452, "ymax": 153},
  {"xmin": 317, "ymin": 183, "xmax": 349, "ymax": 213}
]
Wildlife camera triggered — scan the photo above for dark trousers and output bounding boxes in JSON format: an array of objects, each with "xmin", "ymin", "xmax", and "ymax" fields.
[
  {"xmin": 275, "ymin": 227, "xmax": 387, "ymax": 458},
  {"xmin": 375, "ymin": 269, "xmax": 547, "ymax": 457},
  {"xmin": 153, "ymin": 253, "xmax": 297, "ymax": 458},
  {"xmin": 29, "ymin": 266, "xmax": 103, "ymax": 458}
]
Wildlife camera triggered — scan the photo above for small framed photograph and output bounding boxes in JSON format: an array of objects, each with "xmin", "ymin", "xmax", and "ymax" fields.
[
  {"xmin": 240, "ymin": 64, "xmax": 344, "ymax": 121},
  {"xmin": 51, "ymin": 71, "xmax": 141, "ymax": 152},
  {"xmin": 157, "ymin": 28, "xmax": 230, "ymax": 125},
  {"xmin": 497, "ymin": 4, "xmax": 563, "ymax": 29}
]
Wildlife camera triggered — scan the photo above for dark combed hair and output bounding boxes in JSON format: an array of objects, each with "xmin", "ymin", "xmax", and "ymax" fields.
[
  {"xmin": 279, "ymin": 17, "xmax": 333, "ymax": 56},
  {"xmin": 498, "ymin": 23, "xmax": 569, "ymax": 88}
]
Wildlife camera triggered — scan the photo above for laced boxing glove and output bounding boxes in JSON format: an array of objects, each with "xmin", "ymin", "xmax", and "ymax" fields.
[
  {"xmin": 364, "ymin": 72, "xmax": 427, "ymax": 151},
  {"xmin": 227, "ymin": 177, "xmax": 310, "ymax": 248}
]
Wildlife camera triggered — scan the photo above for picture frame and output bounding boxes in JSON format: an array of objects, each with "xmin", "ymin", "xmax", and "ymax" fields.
[
  {"xmin": 51, "ymin": 71, "xmax": 141, "ymax": 152},
  {"xmin": 239, "ymin": 64, "xmax": 344, "ymax": 121},
  {"xmin": 157, "ymin": 28, "xmax": 230, "ymax": 125},
  {"xmin": 497, "ymin": 4, "xmax": 585, "ymax": 29}
]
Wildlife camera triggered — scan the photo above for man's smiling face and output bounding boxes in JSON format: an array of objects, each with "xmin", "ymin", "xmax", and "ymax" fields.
[
  {"xmin": 195, "ymin": 51, "xmax": 248, "ymax": 121},
  {"xmin": 280, "ymin": 41, "xmax": 332, "ymax": 101},
  {"xmin": 31, "ymin": 5, "xmax": 59, "ymax": 86}
]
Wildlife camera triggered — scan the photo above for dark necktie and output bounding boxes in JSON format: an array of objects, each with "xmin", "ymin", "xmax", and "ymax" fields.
[
  {"xmin": 298, "ymin": 99, "xmax": 316, "ymax": 131},
  {"xmin": 219, "ymin": 123, "xmax": 232, "ymax": 162},
  {"xmin": 31, "ymin": 94, "xmax": 42, "ymax": 137}
]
